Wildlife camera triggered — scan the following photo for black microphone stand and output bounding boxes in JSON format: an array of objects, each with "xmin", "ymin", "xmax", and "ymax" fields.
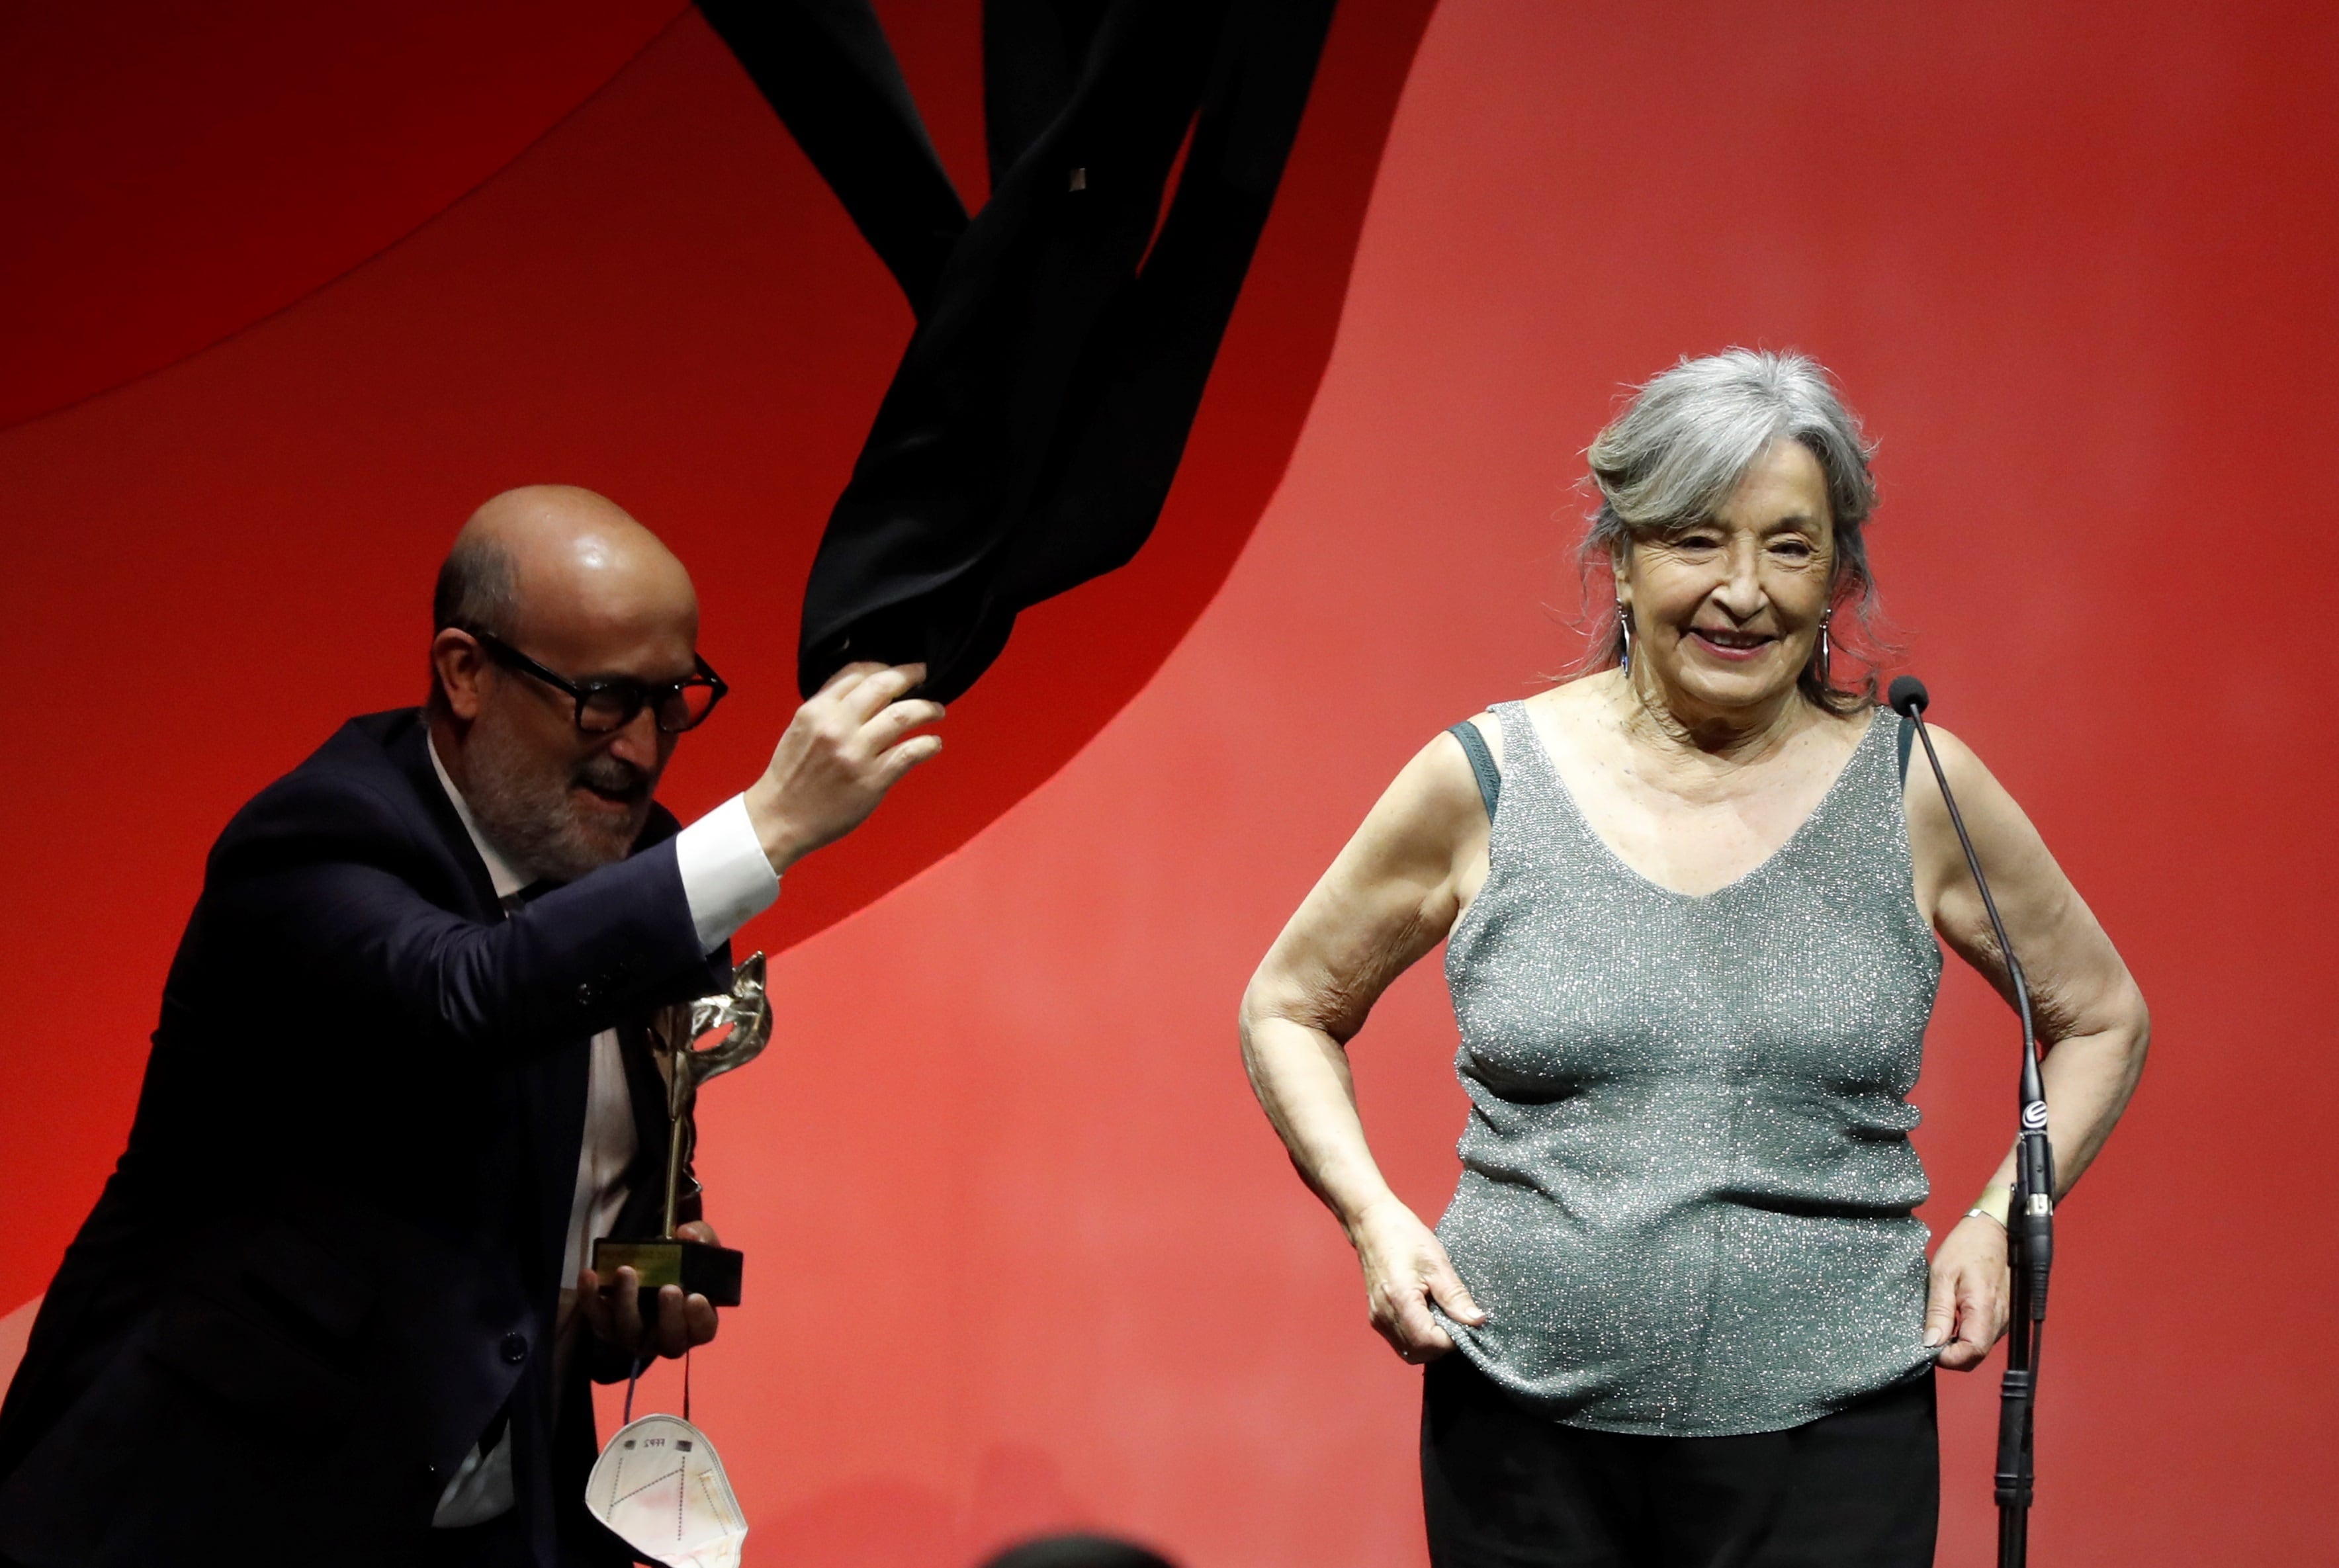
[{"xmin": 1889, "ymin": 677, "xmax": 2054, "ymax": 1568}]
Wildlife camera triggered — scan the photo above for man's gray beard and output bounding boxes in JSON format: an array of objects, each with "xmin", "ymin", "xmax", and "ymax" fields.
[{"xmin": 462, "ymin": 708, "xmax": 656, "ymax": 885}]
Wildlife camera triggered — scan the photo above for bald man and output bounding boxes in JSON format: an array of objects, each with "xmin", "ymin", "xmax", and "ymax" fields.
[{"xmin": 0, "ymin": 488, "xmax": 942, "ymax": 1568}]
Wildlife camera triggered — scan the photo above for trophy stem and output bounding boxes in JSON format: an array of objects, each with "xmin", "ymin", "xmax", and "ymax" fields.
[
  {"xmin": 661, "ymin": 1102, "xmax": 687, "ymax": 1240},
  {"xmin": 594, "ymin": 958, "xmax": 766, "ymax": 1309}
]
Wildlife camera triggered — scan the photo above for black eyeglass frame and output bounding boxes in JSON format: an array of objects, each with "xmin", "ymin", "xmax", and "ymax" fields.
[{"xmin": 464, "ymin": 629, "xmax": 729, "ymax": 734}]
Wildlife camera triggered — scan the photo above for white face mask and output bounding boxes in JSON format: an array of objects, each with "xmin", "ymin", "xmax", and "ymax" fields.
[{"xmin": 585, "ymin": 1413, "xmax": 748, "ymax": 1568}]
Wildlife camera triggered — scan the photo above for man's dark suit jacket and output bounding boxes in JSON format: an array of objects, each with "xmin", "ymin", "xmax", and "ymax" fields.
[{"xmin": 0, "ymin": 709, "xmax": 734, "ymax": 1567}]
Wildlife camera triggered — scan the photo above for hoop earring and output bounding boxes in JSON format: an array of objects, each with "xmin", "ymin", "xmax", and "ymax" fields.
[
  {"xmin": 1617, "ymin": 603, "xmax": 1633, "ymax": 675},
  {"xmin": 1812, "ymin": 612, "xmax": 1832, "ymax": 683}
]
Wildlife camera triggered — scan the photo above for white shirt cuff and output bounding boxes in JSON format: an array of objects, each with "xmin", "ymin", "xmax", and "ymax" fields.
[{"xmin": 673, "ymin": 794, "xmax": 779, "ymax": 953}]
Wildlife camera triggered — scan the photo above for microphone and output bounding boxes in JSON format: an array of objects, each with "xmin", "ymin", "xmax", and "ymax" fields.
[{"xmin": 1890, "ymin": 674, "xmax": 2054, "ymax": 1568}]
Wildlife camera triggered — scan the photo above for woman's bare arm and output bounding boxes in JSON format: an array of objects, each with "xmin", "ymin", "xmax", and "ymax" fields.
[
  {"xmin": 1239, "ymin": 724, "xmax": 1493, "ymax": 1360},
  {"xmin": 1907, "ymin": 724, "xmax": 2151, "ymax": 1368},
  {"xmin": 1910, "ymin": 725, "xmax": 2151, "ymax": 1196}
]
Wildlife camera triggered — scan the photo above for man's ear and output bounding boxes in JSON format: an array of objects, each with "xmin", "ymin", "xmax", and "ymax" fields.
[{"xmin": 431, "ymin": 629, "xmax": 488, "ymax": 721}]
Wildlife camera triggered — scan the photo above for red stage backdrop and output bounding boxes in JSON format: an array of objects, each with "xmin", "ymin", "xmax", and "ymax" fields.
[{"xmin": 3, "ymin": 3, "xmax": 2333, "ymax": 1565}]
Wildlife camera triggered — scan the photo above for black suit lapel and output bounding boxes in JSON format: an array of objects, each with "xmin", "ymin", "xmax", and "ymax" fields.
[
  {"xmin": 519, "ymin": 1045, "xmax": 590, "ymax": 1296},
  {"xmin": 380, "ymin": 719, "xmax": 576, "ymax": 1293},
  {"xmin": 384, "ymin": 712, "xmax": 502, "ymax": 919}
]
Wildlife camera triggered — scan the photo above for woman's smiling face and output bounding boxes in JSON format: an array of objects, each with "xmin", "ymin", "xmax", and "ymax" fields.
[{"xmin": 1616, "ymin": 437, "xmax": 1836, "ymax": 722}]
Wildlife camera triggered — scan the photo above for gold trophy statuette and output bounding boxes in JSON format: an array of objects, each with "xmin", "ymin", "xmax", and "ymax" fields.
[{"xmin": 591, "ymin": 952, "xmax": 772, "ymax": 1307}]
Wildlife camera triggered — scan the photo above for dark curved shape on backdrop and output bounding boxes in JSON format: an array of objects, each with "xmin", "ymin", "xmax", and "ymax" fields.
[
  {"xmin": 695, "ymin": 0, "xmax": 971, "ymax": 316},
  {"xmin": 706, "ymin": 0, "xmax": 1341, "ymax": 702}
]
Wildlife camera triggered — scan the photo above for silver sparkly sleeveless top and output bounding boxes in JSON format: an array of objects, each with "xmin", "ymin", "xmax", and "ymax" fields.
[{"xmin": 1436, "ymin": 701, "xmax": 1941, "ymax": 1436}]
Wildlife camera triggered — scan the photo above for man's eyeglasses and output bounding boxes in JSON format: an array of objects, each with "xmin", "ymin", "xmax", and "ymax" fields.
[{"xmin": 467, "ymin": 631, "xmax": 728, "ymax": 734}]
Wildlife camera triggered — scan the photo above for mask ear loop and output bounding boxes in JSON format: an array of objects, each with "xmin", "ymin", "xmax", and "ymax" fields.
[{"xmin": 618, "ymin": 1351, "xmax": 690, "ymax": 1424}]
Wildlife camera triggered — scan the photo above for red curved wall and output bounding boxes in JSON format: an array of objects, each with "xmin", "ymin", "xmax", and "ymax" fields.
[
  {"xmin": 5, "ymin": 3, "xmax": 2334, "ymax": 1565},
  {"xmin": 0, "ymin": 1, "xmax": 689, "ymax": 428}
]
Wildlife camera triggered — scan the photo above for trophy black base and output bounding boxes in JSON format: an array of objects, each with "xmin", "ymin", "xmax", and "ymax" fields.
[{"xmin": 591, "ymin": 1237, "xmax": 742, "ymax": 1307}]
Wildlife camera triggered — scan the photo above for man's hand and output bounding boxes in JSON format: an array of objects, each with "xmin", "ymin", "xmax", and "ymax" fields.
[
  {"xmin": 744, "ymin": 662, "xmax": 944, "ymax": 873},
  {"xmin": 578, "ymin": 1219, "xmax": 723, "ymax": 1361}
]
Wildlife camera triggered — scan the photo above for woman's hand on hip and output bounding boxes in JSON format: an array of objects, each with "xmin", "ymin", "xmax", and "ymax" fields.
[
  {"xmin": 1348, "ymin": 1199, "xmax": 1486, "ymax": 1364},
  {"xmin": 1925, "ymin": 1213, "xmax": 2011, "ymax": 1372}
]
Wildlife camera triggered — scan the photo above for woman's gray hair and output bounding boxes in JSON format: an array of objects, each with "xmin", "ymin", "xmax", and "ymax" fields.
[{"xmin": 1579, "ymin": 349, "xmax": 1884, "ymax": 711}]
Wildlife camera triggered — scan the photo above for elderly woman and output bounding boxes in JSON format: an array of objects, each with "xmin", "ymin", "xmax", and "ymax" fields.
[{"xmin": 1239, "ymin": 350, "xmax": 2148, "ymax": 1567}]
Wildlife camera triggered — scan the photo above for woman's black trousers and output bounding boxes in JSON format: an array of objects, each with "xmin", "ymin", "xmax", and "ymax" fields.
[{"xmin": 1421, "ymin": 1355, "xmax": 1938, "ymax": 1568}]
